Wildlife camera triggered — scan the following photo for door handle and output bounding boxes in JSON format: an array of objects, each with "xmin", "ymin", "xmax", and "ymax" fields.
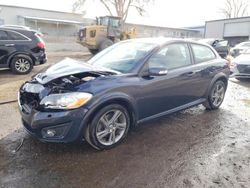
[
  {"xmin": 4, "ymin": 44, "xmax": 15, "ymax": 47},
  {"xmin": 186, "ymin": 71, "xmax": 195, "ymax": 77}
]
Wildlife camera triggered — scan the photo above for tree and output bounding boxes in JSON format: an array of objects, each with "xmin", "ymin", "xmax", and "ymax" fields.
[
  {"xmin": 220, "ymin": 0, "xmax": 249, "ymax": 18},
  {"xmin": 72, "ymin": 0, "xmax": 153, "ymax": 26}
]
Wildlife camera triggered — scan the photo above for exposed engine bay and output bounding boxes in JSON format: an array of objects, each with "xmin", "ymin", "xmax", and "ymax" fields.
[
  {"xmin": 45, "ymin": 72, "xmax": 100, "ymax": 94},
  {"xmin": 18, "ymin": 58, "xmax": 117, "ymax": 112}
]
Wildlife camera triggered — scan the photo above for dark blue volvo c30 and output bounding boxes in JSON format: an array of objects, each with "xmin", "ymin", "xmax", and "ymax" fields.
[{"xmin": 18, "ymin": 38, "xmax": 230, "ymax": 150}]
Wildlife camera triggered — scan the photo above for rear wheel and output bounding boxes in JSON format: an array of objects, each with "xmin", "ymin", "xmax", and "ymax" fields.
[
  {"xmin": 99, "ymin": 39, "xmax": 113, "ymax": 51},
  {"xmin": 89, "ymin": 49, "xmax": 99, "ymax": 55},
  {"xmin": 85, "ymin": 104, "xmax": 130, "ymax": 150},
  {"xmin": 203, "ymin": 80, "xmax": 226, "ymax": 110},
  {"xmin": 10, "ymin": 55, "xmax": 33, "ymax": 74}
]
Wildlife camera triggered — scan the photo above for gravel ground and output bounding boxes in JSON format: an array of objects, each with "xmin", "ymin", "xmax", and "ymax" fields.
[{"xmin": 0, "ymin": 52, "xmax": 250, "ymax": 187}]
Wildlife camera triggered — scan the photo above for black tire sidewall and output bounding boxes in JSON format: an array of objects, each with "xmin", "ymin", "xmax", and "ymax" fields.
[
  {"xmin": 11, "ymin": 55, "xmax": 33, "ymax": 74},
  {"xmin": 99, "ymin": 39, "xmax": 113, "ymax": 51},
  {"xmin": 89, "ymin": 49, "xmax": 99, "ymax": 55},
  {"xmin": 88, "ymin": 104, "xmax": 130, "ymax": 150},
  {"xmin": 208, "ymin": 80, "xmax": 226, "ymax": 109}
]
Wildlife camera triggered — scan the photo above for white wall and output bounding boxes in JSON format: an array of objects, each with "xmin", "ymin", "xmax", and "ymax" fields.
[{"xmin": 205, "ymin": 17, "xmax": 250, "ymax": 39}]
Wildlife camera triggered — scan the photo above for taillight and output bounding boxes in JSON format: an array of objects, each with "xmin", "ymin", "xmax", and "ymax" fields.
[{"xmin": 37, "ymin": 41, "xmax": 45, "ymax": 49}]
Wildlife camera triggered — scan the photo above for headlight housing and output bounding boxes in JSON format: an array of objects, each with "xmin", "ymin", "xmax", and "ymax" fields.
[{"xmin": 40, "ymin": 92, "xmax": 92, "ymax": 109}]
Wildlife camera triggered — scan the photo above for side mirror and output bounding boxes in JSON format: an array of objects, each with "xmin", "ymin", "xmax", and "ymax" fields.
[{"xmin": 141, "ymin": 67, "xmax": 168, "ymax": 77}]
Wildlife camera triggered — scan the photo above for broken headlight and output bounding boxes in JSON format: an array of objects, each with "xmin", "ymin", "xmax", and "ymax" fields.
[{"xmin": 40, "ymin": 92, "xmax": 92, "ymax": 109}]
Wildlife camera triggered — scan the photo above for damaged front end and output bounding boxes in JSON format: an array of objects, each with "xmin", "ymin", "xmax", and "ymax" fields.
[
  {"xmin": 18, "ymin": 58, "xmax": 116, "ymax": 142},
  {"xmin": 19, "ymin": 58, "xmax": 117, "ymax": 112}
]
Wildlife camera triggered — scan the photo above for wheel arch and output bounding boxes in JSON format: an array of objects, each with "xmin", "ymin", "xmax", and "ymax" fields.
[
  {"xmin": 7, "ymin": 52, "xmax": 35, "ymax": 67},
  {"xmin": 81, "ymin": 95, "xmax": 138, "ymax": 139},
  {"xmin": 205, "ymin": 73, "xmax": 228, "ymax": 98}
]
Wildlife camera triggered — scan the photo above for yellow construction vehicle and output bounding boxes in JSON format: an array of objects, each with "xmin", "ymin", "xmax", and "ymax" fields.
[{"xmin": 77, "ymin": 16, "xmax": 136, "ymax": 54}]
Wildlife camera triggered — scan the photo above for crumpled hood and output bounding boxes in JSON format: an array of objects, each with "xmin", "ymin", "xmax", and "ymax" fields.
[{"xmin": 34, "ymin": 58, "xmax": 118, "ymax": 84}]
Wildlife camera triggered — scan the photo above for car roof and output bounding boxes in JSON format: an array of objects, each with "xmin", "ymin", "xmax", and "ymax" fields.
[
  {"xmin": 0, "ymin": 26, "xmax": 31, "ymax": 32},
  {"xmin": 124, "ymin": 37, "xmax": 211, "ymax": 47},
  {"xmin": 0, "ymin": 25, "xmax": 30, "ymax": 30}
]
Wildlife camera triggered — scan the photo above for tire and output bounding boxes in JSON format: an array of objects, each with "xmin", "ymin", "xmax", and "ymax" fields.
[
  {"xmin": 89, "ymin": 49, "xmax": 99, "ymax": 55},
  {"xmin": 99, "ymin": 39, "xmax": 113, "ymax": 51},
  {"xmin": 85, "ymin": 104, "xmax": 130, "ymax": 150},
  {"xmin": 203, "ymin": 80, "xmax": 226, "ymax": 110},
  {"xmin": 10, "ymin": 55, "xmax": 33, "ymax": 74}
]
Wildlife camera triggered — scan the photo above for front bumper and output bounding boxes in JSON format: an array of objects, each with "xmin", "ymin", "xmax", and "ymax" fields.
[{"xmin": 19, "ymin": 104, "xmax": 88, "ymax": 143}]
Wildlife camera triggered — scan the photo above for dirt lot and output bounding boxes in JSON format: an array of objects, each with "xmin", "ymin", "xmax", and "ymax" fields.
[{"xmin": 0, "ymin": 52, "xmax": 250, "ymax": 188}]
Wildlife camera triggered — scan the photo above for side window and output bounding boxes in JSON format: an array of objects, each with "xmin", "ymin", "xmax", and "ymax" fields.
[
  {"xmin": 7, "ymin": 31, "xmax": 28, "ymax": 41},
  {"xmin": 191, "ymin": 44, "xmax": 216, "ymax": 63},
  {"xmin": 148, "ymin": 43, "xmax": 192, "ymax": 70},
  {"xmin": 0, "ymin": 30, "xmax": 10, "ymax": 40}
]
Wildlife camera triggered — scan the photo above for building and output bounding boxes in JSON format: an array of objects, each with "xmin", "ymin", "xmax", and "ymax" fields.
[
  {"xmin": 205, "ymin": 16, "xmax": 250, "ymax": 46},
  {"xmin": 185, "ymin": 26, "xmax": 205, "ymax": 38},
  {"xmin": 0, "ymin": 4, "xmax": 202, "ymax": 39},
  {"xmin": 0, "ymin": 4, "xmax": 92, "ymax": 37},
  {"xmin": 125, "ymin": 23, "xmax": 202, "ymax": 38}
]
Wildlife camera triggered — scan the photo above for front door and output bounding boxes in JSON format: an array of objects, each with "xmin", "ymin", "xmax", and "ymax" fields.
[{"xmin": 137, "ymin": 43, "xmax": 203, "ymax": 120}]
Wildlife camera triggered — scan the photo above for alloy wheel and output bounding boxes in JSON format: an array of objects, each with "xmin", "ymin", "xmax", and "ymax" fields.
[
  {"xmin": 15, "ymin": 58, "xmax": 30, "ymax": 73},
  {"xmin": 211, "ymin": 82, "xmax": 225, "ymax": 107},
  {"xmin": 96, "ymin": 109, "xmax": 127, "ymax": 146}
]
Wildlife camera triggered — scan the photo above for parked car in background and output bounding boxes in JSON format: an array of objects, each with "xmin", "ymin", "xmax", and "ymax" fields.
[
  {"xmin": 230, "ymin": 41, "xmax": 250, "ymax": 57},
  {"xmin": 0, "ymin": 26, "xmax": 46, "ymax": 74},
  {"xmin": 231, "ymin": 48, "xmax": 250, "ymax": 80},
  {"xmin": 18, "ymin": 38, "xmax": 230, "ymax": 150},
  {"xmin": 199, "ymin": 38, "xmax": 229, "ymax": 58}
]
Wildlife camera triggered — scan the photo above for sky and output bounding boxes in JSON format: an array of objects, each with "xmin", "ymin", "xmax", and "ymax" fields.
[{"xmin": 0, "ymin": 0, "xmax": 249, "ymax": 27}]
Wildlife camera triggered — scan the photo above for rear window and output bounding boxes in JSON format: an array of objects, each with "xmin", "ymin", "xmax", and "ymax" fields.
[
  {"xmin": 191, "ymin": 44, "xmax": 216, "ymax": 63},
  {"xmin": 7, "ymin": 31, "xmax": 29, "ymax": 41}
]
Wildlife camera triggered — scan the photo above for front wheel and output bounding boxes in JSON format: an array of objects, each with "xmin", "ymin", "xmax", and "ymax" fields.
[
  {"xmin": 99, "ymin": 39, "xmax": 113, "ymax": 51},
  {"xmin": 85, "ymin": 104, "xmax": 130, "ymax": 150},
  {"xmin": 203, "ymin": 80, "xmax": 226, "ymax": 110}
]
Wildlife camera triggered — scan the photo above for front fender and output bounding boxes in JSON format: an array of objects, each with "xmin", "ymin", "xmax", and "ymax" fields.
[
  {"xmin": 89, "ymin": 92, "xmax": 137, "ymax": 117},
  {"xmin": 79, "ymin": 92, "xmax": 138, "ymax": 135}
]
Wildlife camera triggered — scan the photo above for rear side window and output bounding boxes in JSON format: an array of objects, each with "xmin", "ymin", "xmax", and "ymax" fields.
[
  {"xmin": 7, "ymin": 31, "xmax": 29, "ymax": 41},
  {"xmin": 191, "ymin": 44, "xmax": 216, "ymax": 63},
  {"xmin": 0, "ymin": 30, "xmax": 10, "ymax": 40}
]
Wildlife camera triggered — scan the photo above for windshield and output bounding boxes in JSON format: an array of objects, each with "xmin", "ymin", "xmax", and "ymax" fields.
[
  {"xmin": 88, "ymin": 41, "xmax": 156, "ymax": 73},
  {"xmin": 215, "ymin": 40, "xmax": 228, "ymax": 47},
  {"xmin": 109, "ymin": 18, "xmax": 120, "ymax": 28},
  {"xmin": 243, "ymin": 48, "xmax": 250, "ymax": 54},
  {"xmin": 99, "ymin": 17, "xmax": 109, "ymax": 26},
  {"xmin": 236, "ymin": 42, "xmax": 250, "ymax": 47}
]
